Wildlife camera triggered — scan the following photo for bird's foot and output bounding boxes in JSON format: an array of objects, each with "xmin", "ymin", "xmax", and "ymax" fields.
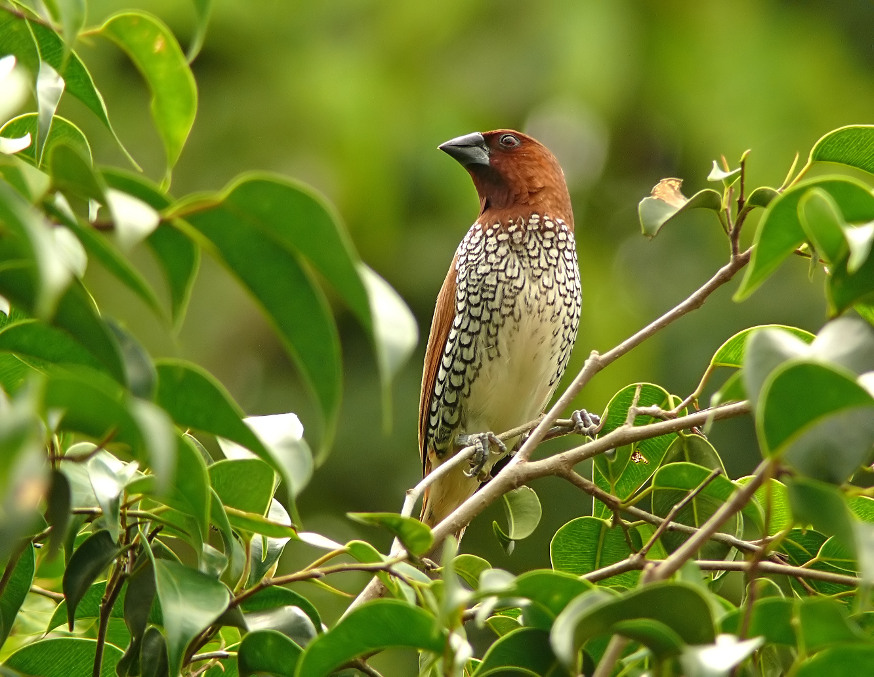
[
  {"xmin": 457, "ymin": 432, "xmax": 507, "ymax": 479},
  {"xmin": 572, "ymin": 409, "xmax": 602, "ymax": 438}
]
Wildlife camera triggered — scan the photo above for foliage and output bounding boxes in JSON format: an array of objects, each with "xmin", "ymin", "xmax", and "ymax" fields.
[{"xmin": 1, "ymin": 3, "xmax": 874, "ymax": 677}]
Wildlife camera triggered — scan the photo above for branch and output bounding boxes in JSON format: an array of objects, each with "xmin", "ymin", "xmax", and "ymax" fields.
[
  {"xmin": 649, "ymin": 459, "xmax": 773, "ymax": 581},
  {"xmin": 583, "ymin": 556, "xmax": 859, "ymax": 588},
  {"xmin": 233, "ymin": 558, "xmax": 406, "ymax": 609},
  {"xmin": 430, "ymin": 401, "xmax": 750, "ymax": 546},
  {"xmin": 557, "ymin": 467, "xmax": 761, "ymax": 555},
  {"xmin": 638, "ymin": 467, "xmax": 722, "ymax": 558}
]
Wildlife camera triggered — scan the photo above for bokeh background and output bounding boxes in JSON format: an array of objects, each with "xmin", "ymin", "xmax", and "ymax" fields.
[{"xmin": 77, "ymin": 0, "xmax": 872, "ymax": 635}]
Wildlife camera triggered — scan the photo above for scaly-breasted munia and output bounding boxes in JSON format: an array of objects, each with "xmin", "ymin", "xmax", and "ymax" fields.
[{"xmin": 419, "ymin": 130, "xmax": 581, "ymax": 535}]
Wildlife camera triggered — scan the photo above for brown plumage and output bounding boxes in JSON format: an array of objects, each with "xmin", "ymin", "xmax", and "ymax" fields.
[{"xmin": 418, "ymin": 130, "xmax": 581, "ymax": 535}]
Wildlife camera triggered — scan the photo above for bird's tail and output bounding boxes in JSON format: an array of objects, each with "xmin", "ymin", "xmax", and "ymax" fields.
[{"xmin": 419, "ymin": 460, "xmax": 480, "ymax": 541}]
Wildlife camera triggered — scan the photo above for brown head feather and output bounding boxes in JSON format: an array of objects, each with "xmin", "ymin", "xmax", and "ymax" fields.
[{"xmin": 457, "ymin": 129, "xmax": 573, "ymax": 230}]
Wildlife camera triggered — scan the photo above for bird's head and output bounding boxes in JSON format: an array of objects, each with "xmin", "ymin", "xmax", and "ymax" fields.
[{"xmin": 439, "ymin": 129, "xmax": 573, "ymax": 230}]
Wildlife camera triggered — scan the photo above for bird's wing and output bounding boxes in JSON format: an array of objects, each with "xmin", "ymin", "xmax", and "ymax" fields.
[{"xmin": 418, "ymin": 251, "xmax": 458, "ymax": 473}]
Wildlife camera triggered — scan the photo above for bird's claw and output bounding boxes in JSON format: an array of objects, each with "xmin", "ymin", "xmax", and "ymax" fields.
[
  {"xmin": 572, "ymin": 409, "xmax": 602, "ymax": 438},
  {"xmin": 458, "ymin": 432, "xmax": 506, "ymax": 479}
]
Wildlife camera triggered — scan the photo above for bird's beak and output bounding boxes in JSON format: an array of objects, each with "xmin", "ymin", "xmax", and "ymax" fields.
[{"xmin": 439, "ymin": 132, "xmax": 489, "ymax": 167}]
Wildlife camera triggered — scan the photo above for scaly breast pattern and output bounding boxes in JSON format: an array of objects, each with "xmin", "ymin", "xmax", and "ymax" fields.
[{"xmin": 426, "ymin": 214, "xmax": 581, "ymax": 458}]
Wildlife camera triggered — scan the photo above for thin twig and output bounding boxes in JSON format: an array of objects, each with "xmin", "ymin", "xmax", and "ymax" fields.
[
  {"xmin": 638, "ymin": 467, "xmax": 722, "ymax": 558},
  {"xmin": 233, "ymin": 558, "xmax": 407, "ymax": 609},
  {"xmin": 583, "ymin": 555, "xmax": 859, "ymax": 588},
  {"xmin": 190, "ymin": 651, "xmax": 232, "ymax": 662},
  {"xmin": 650, "ymin": 460, "xmax": 774, "ymax": 581},
  {"xmin": 557, "ymin": 468, "xmax": 760, "ymax": 554}
]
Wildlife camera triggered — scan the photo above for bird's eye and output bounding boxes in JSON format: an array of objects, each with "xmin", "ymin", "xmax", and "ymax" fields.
[{"xmin": 499, "ymin": 134, "xmax": 520, "ymax": 148}]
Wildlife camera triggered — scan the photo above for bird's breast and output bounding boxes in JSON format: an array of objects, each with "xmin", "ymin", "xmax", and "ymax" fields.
[{"xmin": 426, "ymin": 214, "xmax": 581, "ymax": 456}]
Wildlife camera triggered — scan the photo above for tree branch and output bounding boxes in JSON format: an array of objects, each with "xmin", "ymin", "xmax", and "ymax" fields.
[{"xmin": 430, "ymin": 401, "xmax": 750, "ymax": 546}]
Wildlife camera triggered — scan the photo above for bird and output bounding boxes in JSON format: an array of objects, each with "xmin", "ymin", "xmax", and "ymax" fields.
[{"xmin": 418, "ymin": 129, "xmax": 583, "ymax": 537}]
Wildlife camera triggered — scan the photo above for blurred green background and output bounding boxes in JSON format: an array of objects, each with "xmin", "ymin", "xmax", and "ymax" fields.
[{"xmin": 76, "ymin": 0, "xmax": 871, "ymax": 621}]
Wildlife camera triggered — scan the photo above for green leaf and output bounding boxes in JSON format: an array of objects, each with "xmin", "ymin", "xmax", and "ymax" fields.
[
  {"xmin": 0, "ymin": 113, "xmax": 91, "ymax": 168},
  {"xmin": 62, "ymin": 530, "xmax": 118, "ymax": 629},
  {"xmin": 100, "ymin": 169, "xmax": 198, "ymax": 327},
  {"xmin": 218, "ymin": 413, "xmax": 313, "ymax": 500},
  {"xmin": 0, "ymin": 181, "xmax": 76, "ymax": 318},
  {"xmin": 177, "ymin": 194, "xmax": 340, "ymax": 452},
  {"xmin": 494, "ymin": 486, "xmax": 542, "ymax": 552},
  {"xmin": 508, "ymin": 570, "xmax": 596, "ymax": 620},
  {"xmin": 786, "ymin": 477, "xmax": 855, "ymax": 549},
  {"xmin": 748, "ymin": 478, "xmax": 792, "ymax": 537},
  {"xmin": 154, "ymin": 360, "xmax": 274, "ymax": 467},
  {"xmin": 809, "ymin": 315, "xmax": 874, "ymax": 376},
  {"xmin": 244, "ymin": 605, "xmax": 317, "ymax": 647},
  {"xmin": 0, "ymin": 543, "xmax": 34, "ymax": 647},
  {"xmin": 797, "ymin": 597, "xmax": 867, "ymax": 651},
  {"xmin": 209, "ymin": 458, "xmax": 274, "ymax": 516},
  {"xmin": 45, "ymin": 469, "xmax": 71, "ymax": 559},
  {"xmin": 146, "ymin": 224, "xmax": 199, "ymax": 327},
  {"xmin": 638, "ymin": 181, "xmax": 722, "ymax": 238},
  {"xmin": 240, "ymin": 586, "xmax": 322, "ymax": 636},
  {"xmin": 757, "ymin": 360, "xmax": 874, "ymax": 482},
  {"xmin": 124, "ymin": 558, "xmax": 157, "ymax": 646},
  {"xmin": 187, "ymin": 0, "xmax": 213, "ymax": 62},
  {"xmin": 798, "ymin": 188, "xmax": 849, "ymax": 264},
  {"xmin": 247, "ymin": 505, "xmax": 293, "ymax": 579},
  {"xmin": 100, "ymin": 12, "xmax": 197, "ymax": 173},
  {"xmin": 140, "ymin": 434, "xmax": 208, "ymax": 541},
  {"xmin": 48, "ymin": 580, "xmax": 127, "ymax": 633},
  {"xmin": 21, "ymin": 17, "xmax": 137, "ymax": 167},
  {"xmin": 472, "ymin": 627, "xmax": 559, "ymax": 677},
  {"xmin": 745, "ymin": 185, "xmax": 779, "ymax": 210},
  {"xmin": 0, "ymin": 318, "xmax": 105, "ymax": 373},
  {"xmin": 854, "ymin": 521, "xmax": 874, "ymax": 585},
  {"xmin": 651, "ymin": 462, "xmax": 753, "ymax": 559},
  {"xmin": 153, "ymin": 559, "xmax": 231, "ymax": 676},
  {"xmin": 797, "ymin": 645, "xmax": 874, "ymax": 677},
  {"xmin": 736, "ymin": 176, "xmax": 874, "ymax": 300},
  {"xmin": 742, "ymin": 327, "xmax": 814, "ymax": 407},
  {"xmin": 720, "ymin": 597, "xmax": 796, "ymax": 645},
  {"xmin": 810, "ymin": 125, "xmax": 874, "ymax": 175},
  {"xmin": 139, "ymin": 626, "xmax": 169, "ymax": 677},
  {"xmin": 828, "ymin": 236, "xmax": 874, "ymax": 314},
  {"xmin": 453, "ymin": 554, "xmax": 491, "ymax": 588},
  {"xmin": 662, "ymin": 433, "xmax": 725, "ymax": 470},
  {"xmin": 49, "ymin": 142, "xmax": 105, "ymax": 202},
  {"xmin": 593, "ymin": 383, "xmax": 678, "ymax": 517},
  {"xmin": 348, "ymin": 512, "xmax": 433, "ymax": 557},
  {"xmin": 551, "ymin": 582, "xmax": 715, "ymax": 668},
  {"xmin": 550, "ymin": 516, "xmax": 641, "ymax": 587},
  {"xmin": 3, "ymin": 637, "xmax": 123, "ymax": 677},
  {"xmin": 49, "ymin": 205, "xmax": 167, "ymax": 323},
  {"xmin": 223, "ymin": 506, "xmax": 298, "ymax": 539},
  {"xmin": 176, "ymin": 175, "xmax": 416, "ymax": 453},
  {"xmin": 238, "ymin": 629, "xmax": 301, "ymax": 677},
  {"xmin": 294, "ymin": 600, "xmax": 445, "ymax": 677}
]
